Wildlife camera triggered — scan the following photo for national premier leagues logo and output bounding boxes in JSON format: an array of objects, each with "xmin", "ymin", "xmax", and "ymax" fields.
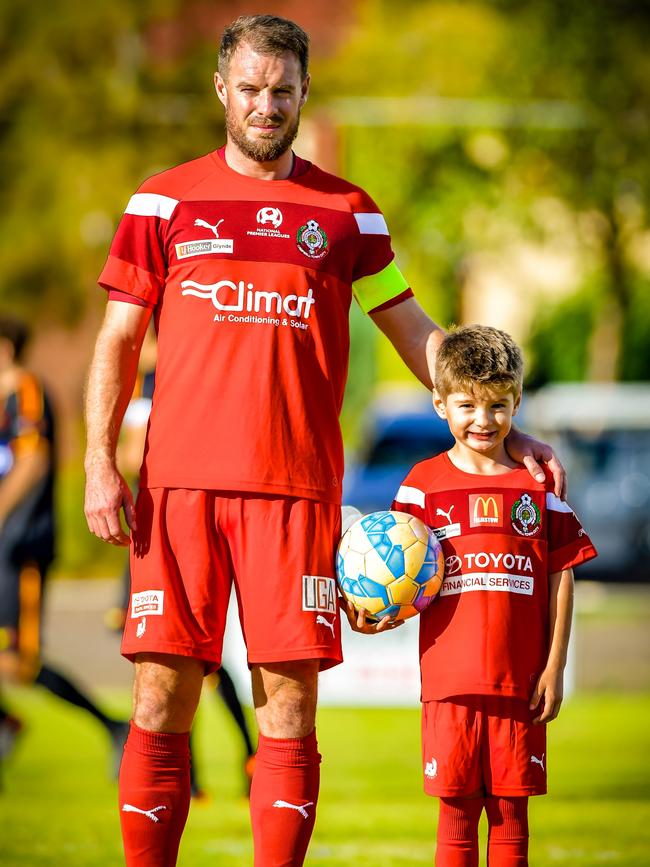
[
  {"xmin": 296, "ymin": 219, "xmax": 328, "ymax": 259},
  {"xmin": 511, "ymin": 493, "xmax": 541, "ymax": 536}
]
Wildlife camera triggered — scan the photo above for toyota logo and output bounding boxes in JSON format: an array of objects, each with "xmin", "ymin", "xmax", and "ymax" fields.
[
  {"xmin": 445, "ymin": 555, "xmax": 462, "ymax": 575},
  {"xmin": 256, "ymin": 207, "xmax": 283, "ymax": 228}
]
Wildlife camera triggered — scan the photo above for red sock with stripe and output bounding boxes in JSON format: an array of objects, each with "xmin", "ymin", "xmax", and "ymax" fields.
[
  {"xmin": 435, "ymin": 797, "xmax": 484, "ymax": 867},
  {"xmin": 118, "ymin": 722, "xmax": 191, "ymax": 867},
  {"xmin": 486, "ymin": 796, "xmax": 529, "ymax": 866},
  {"xmin": 250, "ymin": 730, "xmax": 321, "ymax": 867}
]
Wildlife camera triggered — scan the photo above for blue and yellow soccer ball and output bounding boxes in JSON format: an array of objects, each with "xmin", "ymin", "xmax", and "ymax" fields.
[{"xmin": 336, "ymin": 510, "xmax": 444, "ymax": 622}]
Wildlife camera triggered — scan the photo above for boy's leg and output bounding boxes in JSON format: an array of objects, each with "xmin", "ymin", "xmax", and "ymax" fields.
[
  {"xmin": 436, "ymin": 796, "xmax": 484, "ymax": 867},
  {"xmin": 421, "ymin": 699, "xmax": 485, "ymax": 867},
  {"xmin": 485, "ymin": 796, "xmax": 529, "ymax": 866},
  {"xmin": 482, "ymin": 697, "xmax": 545, "ymax": 867}
]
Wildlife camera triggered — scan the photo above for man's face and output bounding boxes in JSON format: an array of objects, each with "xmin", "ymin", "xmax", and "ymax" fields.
[{"xmin": 215, "ymin": 44, "xmax": 309, "ymax": 162}]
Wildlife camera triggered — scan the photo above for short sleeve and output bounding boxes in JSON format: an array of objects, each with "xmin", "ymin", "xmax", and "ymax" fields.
[
  {"xmin": 98, "ymin": 188, "xmax": 177, "ymax": 306},
  {"xmin": 392, "ymin": 474, "xmax": 426, "ymax": 522},
  {"xmin": 546, "ymin": 491, "xmax": 598, "ymax": 573},
  {"xmin": 348, "ymin": 188, "xmax": 413, "ymax": 314}
]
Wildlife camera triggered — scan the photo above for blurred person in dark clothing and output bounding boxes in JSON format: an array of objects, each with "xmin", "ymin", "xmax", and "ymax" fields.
[{"xmin": 0, "ymin": 315, "xmax": 128, "ymax": 775}]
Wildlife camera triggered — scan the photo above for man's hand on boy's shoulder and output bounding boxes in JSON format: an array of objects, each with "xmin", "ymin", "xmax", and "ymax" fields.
[
  {"xmin": 530, "ymin": 666, "xmax": 564, "ymax": 724},
  {"xmin": 339, "ymin": 597, "xmax": 404, "ymax": 635},
  {"xmin": 506, "ymin": 427, "xmax": 567, "ymax": 499}
]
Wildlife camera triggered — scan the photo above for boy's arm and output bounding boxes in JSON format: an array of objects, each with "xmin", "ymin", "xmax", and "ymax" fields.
[{"xmin": 530, "ymin": 568, "xmax": 575, "ymax": 724}]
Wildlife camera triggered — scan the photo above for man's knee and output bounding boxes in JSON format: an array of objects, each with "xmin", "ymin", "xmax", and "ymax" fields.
[
  {"xmin": 132, "ymin": 653, "xmax": 204, "ymax": 733},
  {"xmin": 252, "ymin": 659, "xmax": 319, "ymax": 738}
]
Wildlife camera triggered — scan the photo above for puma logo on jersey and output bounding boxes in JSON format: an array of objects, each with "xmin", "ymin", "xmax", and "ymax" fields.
[
  {"xmin": 433, "ymin": 505, "xmax": 461, "ymax": 540},
  {"xmin": 424, "ymin": 758, "xmax": 438, "ymax": 779},
  {"xmin": 194, "ymin": 218, "xmax": 224, "ymax": 238},
  {"xmin": 436, "ymin": 505, "xmax": 455, "ymax": 525},
  {"xmin": 122, "ymin": 803, "xmax": 167, "ymax": 823},
  {"xmin": 530, "ymin": 753, "xmax": 545, "ymax": 771},
  {"xmin": 316, "ymin": 614, "xmax": 335, "ymax": 637},
  {"xmin": 272, "ymin": 800, "xmax": 314, "ymax": 819}
]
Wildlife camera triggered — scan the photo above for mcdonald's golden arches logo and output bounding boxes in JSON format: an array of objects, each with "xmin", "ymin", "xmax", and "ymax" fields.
[{"xmin": 468, "ymin": 494, "xmax": 503, "ymax": 527}]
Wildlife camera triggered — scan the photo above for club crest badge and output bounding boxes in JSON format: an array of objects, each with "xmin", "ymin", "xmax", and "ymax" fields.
[
  {"xmin": 296, "ymin": 220, "xmax": 328, "ymax": 259},
  {"xmin": 511, "ymin": 493, "xmax": 541, "ymax": 536}
]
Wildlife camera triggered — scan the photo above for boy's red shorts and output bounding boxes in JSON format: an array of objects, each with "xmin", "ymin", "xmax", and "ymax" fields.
[
  {"xmin": 122, "ymin": 488, "xmax": 343, "ymax": 673},
  {"xmin": 421, "ymin": 695, "xmax": 547, "ymax": 797}
]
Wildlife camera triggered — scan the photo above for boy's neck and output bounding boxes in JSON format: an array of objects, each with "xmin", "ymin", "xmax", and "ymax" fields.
[{"xmin": 447, "ymin": 440, "xmax": 519, "ymax": 475}]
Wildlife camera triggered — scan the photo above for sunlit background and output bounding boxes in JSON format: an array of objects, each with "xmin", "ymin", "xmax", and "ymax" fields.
[{"xmin": 1, "ymin": 2, "xmax": 649, "ymax": 865}]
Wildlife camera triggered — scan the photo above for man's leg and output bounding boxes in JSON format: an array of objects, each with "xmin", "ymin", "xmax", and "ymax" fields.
[
  {"xmin": 119, "ymin": 653, "xmax": 204, "ymax": 867},
  {"xmin": 250, "ymin": 659, "xmax": 320, "ymax": 867}
]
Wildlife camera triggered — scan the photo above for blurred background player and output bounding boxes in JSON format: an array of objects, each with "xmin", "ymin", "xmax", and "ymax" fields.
[
  {"xmin": 0, "ymin": 315, "xmax": 128, "ymax": 776},
  {"xmin": 389, "ymin": 326, "xmax": 598, "ymax": 867},
  {"xmin": 105, "ymin": 327, "xmax": 256, "ymax": 798}
]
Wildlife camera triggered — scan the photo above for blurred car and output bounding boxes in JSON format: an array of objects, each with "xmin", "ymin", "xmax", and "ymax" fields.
[
  {"xmin": 343, "ymin": 391, "xmax": 455, "ymax": 514},
  {"xmin": 526, "ymin": 383, "xmax": 650, "ymax": 582}
]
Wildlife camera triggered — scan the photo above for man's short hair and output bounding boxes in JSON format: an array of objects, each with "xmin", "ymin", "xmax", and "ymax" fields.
[
  {"xmin": 435, "ymin": 325, "xmax": 523, "ymax": 399},
  {"xmin": 0, "ymin": 315, "xmax": 30, "ymax": 361},
  {"xmin": 218, "ymin": 15, "xmax": 309, "ymax": 80}
]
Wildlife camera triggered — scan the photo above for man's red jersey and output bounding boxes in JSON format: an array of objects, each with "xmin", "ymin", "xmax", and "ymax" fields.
[
  {"xmin": 99, "ymin": 150, "xmax": 411, "ymax": 503},
  {"xmin": 393, "ymin": 453, "xmax": 597, "ymax": 701}
]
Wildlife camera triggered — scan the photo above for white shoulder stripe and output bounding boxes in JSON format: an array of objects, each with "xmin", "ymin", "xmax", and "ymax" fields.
[
  {"xmin": 354, "ymin": 212, "xmax": 389, "ymax": 235},
  {"xmin": 394, "ymin": 485, "xmax": 425, "ymax": 509},
  {"xmin": 546, "ymin": 492, "xmax": 574, "ymax": 514},
  {"xmin": 125, "ymin": 193, "xmax": 178, "ymax": 220}
]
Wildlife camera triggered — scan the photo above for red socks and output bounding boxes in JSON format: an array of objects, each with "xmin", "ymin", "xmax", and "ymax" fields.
[
  {"xmin": 486, "ymin": 796, "xmax": 529, "ymax": 866},
  {"xmin": 435, "ymin": 797, "xmax": 484, "ymax": 867},
  {"xmin": 250, "ymin": 730, "xmax": 321, "ymax": 867},
  {"xmin": 118, "ymin": 722, "xmax": 191, "ymax": 867}
]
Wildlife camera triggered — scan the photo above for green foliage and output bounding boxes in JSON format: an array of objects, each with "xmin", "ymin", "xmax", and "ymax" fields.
[
  {"xmin": 526, "ymin": 286, "xmax": 598, "ymax": 389},
  {"xmin": 2, "ymin": 689, "xmax": 650, "ymax": 865},
  {"xmin": 314, "ymin": 0, "xmax": 650, "ymax": 384}
]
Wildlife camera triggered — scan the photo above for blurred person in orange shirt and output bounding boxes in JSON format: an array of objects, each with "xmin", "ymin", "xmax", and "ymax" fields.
[{"xmin": 0, "ymin": 315, "xmax": 128, "ymax": 775}]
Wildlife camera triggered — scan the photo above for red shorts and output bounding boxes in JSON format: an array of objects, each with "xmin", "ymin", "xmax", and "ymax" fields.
[
  {"xmin": 123, "ymin": 489, "xmax": 342, "ymax": 673},
  {"xmin": 421, "ymin": 695, "xmax": 547, "ymax": 797}
]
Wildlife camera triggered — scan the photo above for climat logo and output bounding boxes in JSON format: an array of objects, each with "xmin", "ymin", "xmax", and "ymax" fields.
[{"xmin": 181, "ymin": 278, "xmax": 315, "ymax": 322}]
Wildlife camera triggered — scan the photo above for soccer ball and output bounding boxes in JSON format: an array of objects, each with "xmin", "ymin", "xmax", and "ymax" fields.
[{"xmin": 337, "ymin": 510, "xmax": 444, "ymax": 622}]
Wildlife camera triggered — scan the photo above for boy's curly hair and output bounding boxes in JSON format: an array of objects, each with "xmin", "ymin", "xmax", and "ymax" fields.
[{"xmin": 435, "ymin": 324, "xmax": 523, "ymax": 398}]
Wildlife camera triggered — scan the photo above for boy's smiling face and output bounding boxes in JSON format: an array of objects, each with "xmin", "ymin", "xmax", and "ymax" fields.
[{"xmin": 433, "ymin": 387, "xmax": 521, "ymax": 459}]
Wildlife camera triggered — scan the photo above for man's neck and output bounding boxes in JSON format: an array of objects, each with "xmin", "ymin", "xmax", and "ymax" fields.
[{"xmin": 223, "ymin": 140, "xmax": 294, "ymax": 180}]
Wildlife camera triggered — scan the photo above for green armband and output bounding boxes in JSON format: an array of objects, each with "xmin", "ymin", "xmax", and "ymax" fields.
[{"xmin": 353, "ymin": 260, "xmax": 409, "ymax": 314}]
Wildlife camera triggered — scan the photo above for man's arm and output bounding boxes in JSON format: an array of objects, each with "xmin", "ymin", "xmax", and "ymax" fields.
[
  {"xmin": 369, "ymin": 297, "xmax": 566, "ymax": 497},
  {"xmin": 84, "ymin": 300, "xmax": 151, "ymax": 546},
  {"xmin": 369, "ymin": 296, "xmax": 444, "ymax": 390},
  {"xmin": 529, "ymin": 568, "xmax": 574, "ymax": 724}
]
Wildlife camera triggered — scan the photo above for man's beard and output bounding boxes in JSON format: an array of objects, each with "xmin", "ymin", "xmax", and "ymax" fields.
[{"xmin": 225, "ymin": 108, "xmax": 300, "ymax": 163}]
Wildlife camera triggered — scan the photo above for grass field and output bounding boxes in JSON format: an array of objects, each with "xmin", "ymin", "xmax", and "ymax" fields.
[{"xmin": 1, "ymin": 689, "xmax": 649, "ymax": 866}]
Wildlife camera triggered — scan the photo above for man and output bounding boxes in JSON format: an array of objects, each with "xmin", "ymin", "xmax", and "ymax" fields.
[
  {"xmin": 84, "ymin": 15, "xmax": 564, "ymax": 866},
  {"xmin": 0, "ymin": 315, "xmax": 127, "ymax": 776}
]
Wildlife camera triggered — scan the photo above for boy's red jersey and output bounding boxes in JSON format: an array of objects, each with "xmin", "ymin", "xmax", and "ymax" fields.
[
  {"xmin": 393, "ymin": 453, "xmax": 597, "ymax": 701},
  {"xmin": 98, "ymin": 151, "xmax": 411, "ymax": 503}
]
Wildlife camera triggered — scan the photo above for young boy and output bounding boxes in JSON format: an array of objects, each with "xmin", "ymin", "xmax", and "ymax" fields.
[{"xmin": 392, "ymin": 325, "xmax": 597, "ymax": 867}]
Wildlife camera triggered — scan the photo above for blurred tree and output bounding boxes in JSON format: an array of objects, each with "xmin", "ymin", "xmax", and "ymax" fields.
[
  {"xmin": 0, "ymin": 0, "xmax": 219, "ymax": 322},
  {"xmin": 491, "ymin": 0, "xmax": 650, "ymax": 382},
  {"xmin": 315, "ymin": 0, "xmax": 650, "ymax": 387}
]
